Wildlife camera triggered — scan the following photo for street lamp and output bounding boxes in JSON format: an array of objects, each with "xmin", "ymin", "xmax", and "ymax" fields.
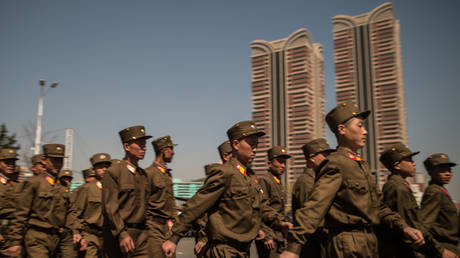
[{"xmin": 33, "ymin": 79, "xmax": 59, "ymax": 155}]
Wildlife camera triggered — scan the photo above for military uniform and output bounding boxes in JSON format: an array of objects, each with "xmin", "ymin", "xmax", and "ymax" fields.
[
  {"xmin": 286, "ymin": 103, "xmax": 409, "ymax": 257},
  {"xmin": 9, "ymin": 144, "xmax": 78, "ymax": 257},
  {"xmin": 102, "ymin": 126, "xmax": 151, "ymax": 258},
  {"xmin": 57, "ymin": 169, "xmax": 78, "ymax": 257},
  {"xmin": 0, "ymin": 148, "xmax": 20, "ymax": 256},
  {"xmin": 168, "ymin": 121, "xmax": 286, "ymax": 258},
  {"xmin": 420, "ymin": 154, "xmax": 459, "ymax": 256}
]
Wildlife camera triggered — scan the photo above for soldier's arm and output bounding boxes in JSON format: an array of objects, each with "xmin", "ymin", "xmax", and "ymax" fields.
[
  {"xmin": 193, "ymin": 213, "xmax": 209, "ymax": 243},
  {"xmin": 285, "ymin": 162, "xmax": 342, "ymax": 255},
  {"xmin": 102, "ymin": 170, "xmax": 129, "ymax": 241},
  {"xmin": 169, "ymin": 167, "xmax": 228, "ymax": 244},
  {"xmin": 8, "ymin": 179, "xmax": 35, "ymax": 246},
  {"xmin": 377, "ymin": 187, "xmax": 409, "ymax": 234},
  {"xmin": 67, "ymin": 186, "xmax": 88, "ymax": 234}
]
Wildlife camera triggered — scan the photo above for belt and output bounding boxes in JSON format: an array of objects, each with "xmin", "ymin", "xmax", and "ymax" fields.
[
  {"xmin": 126, "ymin": 223, "xmax": 146, "ymax": 229},
  {"xmin": 329, "ymin": 224, "xmax": 374, "ymax": 235},
  {"xmin": 29, "ymin": 225, "xmax": 60, "ymax": 235},
  {"xmin": 213, "ymin": 240, "xmax": 251, "ymax": 253}
]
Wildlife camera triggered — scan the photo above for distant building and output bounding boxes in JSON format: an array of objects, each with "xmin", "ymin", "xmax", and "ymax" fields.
[
  {"xmin": 70, "ymin": 181, "xmax": 84, "ymax": 192},
  {"xmin": 173, "ymin": 178, "xmax": 203, "ymax": 202},
  {"xmin": 250, "ymin": 28, "xmax": 325, "ymax": 185}
]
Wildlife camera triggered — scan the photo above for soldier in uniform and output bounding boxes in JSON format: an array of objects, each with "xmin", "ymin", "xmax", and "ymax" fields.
[
  {"xmin": 291, "ymin": 138, "xmax": 333, "ymax": 258},
  {"xmin": 57, "ymin": 169, "xmax": 79, "ymax": 257},
  {"xmin": 162, "ymin": 120, "xmax": 292, "ymax": 258},
  {"xmin": 194, "ymin": 141, "xmax": 233, "ymax": 257},
  {"xmin": 31, "ymin": 154, "xmax": 46, "ymax": 175},
  {"xmin": 102, "ymin": 125, "xmax": 151, "ymax": 257},
  {"xmin": 281, "ymin": 102, "xmax": 425, "ymax": 258},
  {"xmin": 8, "ymin": 144, "xmax": 84, "ymax": 257},
  {"xmin": 73, "ymin": 153, "xmax": 111, "ymax": 258},
  {"xmin": 145, "ymin": 135, "xmax": 178, "ymax": 258},
  {"xmin": 255, "ymin": 146, "xmax": 291, "ymax": 258},
  {"xmin": 420, "ymin": 153, "xmax": 459, "ymax": 257},
  {"xmin": 83, "ymin": 168, "xmax": 96, "ymax": 183},
  {"xmin": 0, "ymin": 148, "xmax": 20, "ymax": 256}
]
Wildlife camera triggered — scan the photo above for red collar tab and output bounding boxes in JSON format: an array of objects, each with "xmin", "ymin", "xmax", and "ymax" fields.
[
  {"xmin": 126, "ymin": 163, "xmax": 136, "ymax": 174},
  {"xmin": 45, "ymin": 175, "xmax": 55, "ymax": 185},
  {"xmin": 96, "ymin": 181, "xmax": 102, "ymax": 189},
  {"xmin": 273, "ymin": 176, "xmax": 281, "ymax": 184},
  {"xmin": 236, "ymin": 163, "xmax": 246, "ymax": 176},
  {"xmin": 403, "ymin": 182, "xmax": 413, "ymax": 192},
  {"xmin": 157, "ymin": 166, "xmax": 166, "ymax": 173},
  {"xmin": 348, "ymin": 152, "xmax": 363, "ymax": 162},
  {"xmin": 441, "ymin": 187, "xmax": 449, "ymax": 196}
]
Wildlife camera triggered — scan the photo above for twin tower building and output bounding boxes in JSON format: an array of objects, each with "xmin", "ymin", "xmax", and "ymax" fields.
[{"xmin": 250, "ymin": 3, "xmax": 414, "ymax": 190}]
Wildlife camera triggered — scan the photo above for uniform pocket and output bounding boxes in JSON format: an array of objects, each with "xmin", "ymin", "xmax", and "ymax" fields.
[{"xmin": 344, "ymin": 179, "xmax": 369, "ymax": 194}]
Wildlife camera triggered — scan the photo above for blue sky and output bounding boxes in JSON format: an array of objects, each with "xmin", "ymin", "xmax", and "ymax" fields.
[{"xmin": 1, "ymin": 0, "xmax": 459, "ymax": 200}]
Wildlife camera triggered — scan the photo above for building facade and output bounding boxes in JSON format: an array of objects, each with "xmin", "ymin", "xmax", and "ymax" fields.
[
  {"xmin": 332, "ymin": 3, "xmax": 410, "ymax": 188},
  {"xmin": 250, "ymin": 28, "xmax": 325, "ymax": 185}
]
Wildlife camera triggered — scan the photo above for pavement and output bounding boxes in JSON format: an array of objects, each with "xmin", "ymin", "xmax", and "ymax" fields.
[{"xmin": 176, "ymin": 237, "xmax": 257, "ymax": 257}]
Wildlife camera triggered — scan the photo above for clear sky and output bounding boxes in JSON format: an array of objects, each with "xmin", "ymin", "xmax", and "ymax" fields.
[{"xmin": 1, "ymin": 0, "xmax": 459, "ymax": 200}]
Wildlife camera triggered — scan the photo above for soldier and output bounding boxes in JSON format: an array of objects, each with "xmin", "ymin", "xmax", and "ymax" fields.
[
  {"xmin": 102, "ymin": 125, "xmax": 151, "ymax": 257},
  {"xmin": 0, "ymin": 148, "xmax": 20, "ymax": 256},
  {"xmin": 59, "ymin": 169, "xmax": 73, "ymax": 188},
  {"xmin": 281, "ymin": 102, "xmax": 425, "ymax": 258},
  {"xmin": 73, "ymin": 153, "xmax": 111, "ymax": 257},
  {"xmin": 420, "ymin": 153, "xmax": 459, "ymax": 257},
  {"xmin": 8, "ymin": 144, "xmax": 84, "ymax": 257},
  {"xmin": 145, "ymin": 135, "xmax": 178, "ymax": 258},
  {"xmin": 83, "ymin": 168, "xmax": 96, "ymax": 183},
  {"xmin": 162, "ymin": 120, "xmax": 292, "ymax": 258},
  {"xmin": 291, "ymin": 138, "xmax": 334, "ymax": 258},
  {"xmin": 193, "ymin": 140, "xmax": 233, "ymax": 257},
  {"xmin": 255, "ymin": 146, "xmax": 291, "ymax": 258},
  {"xmin": 31, "ymin": 154, "xmax": 46, "ymax": 175},
  {"xmin": 57, "ymin": 169, "xmax": 79, "ymax": 257}
]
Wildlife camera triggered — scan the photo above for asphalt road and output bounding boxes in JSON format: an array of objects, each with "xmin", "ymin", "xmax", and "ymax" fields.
[{"xmin": 176, "ymin": 237, "xmax": 257, "ymax": 257}]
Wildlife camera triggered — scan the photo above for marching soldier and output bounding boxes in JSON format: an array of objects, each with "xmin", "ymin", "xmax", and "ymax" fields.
[
  {"xmin": 73, "ymin": 153, "xmax": 111, "ymax": 257},
  {"xmin": 102, "ymin": 126, "xmax": 151, "ymax": 257},
  {"xmin": 31, "ymin": 154, "xmax": 46, "ymax": 176},
  {"xmin": 255, "ymin": 146, "xmax": 291, "ymax": 258},
  {"xmin": 420, "ymin": 153, "xmax": 459, "ymax": 257},
  {"xmin": 145, "ymin": 136, "xmax": 178, "ymax": 258},
  {"xmin": 162, "ymin": 120, "xmax": 292, "ymax": 258},
  {"xmin": 57, "ymin": 169, "xmax": 78, "ymax": 257},
  {"xmin": 0, "ymin": 148, "xmax": 20, "ymax": 256},
  {"xmin": 291, "ymin": 138, "xmax": 334, "ymax": 258},
  {"xmin": 8, "ymin": 144, "xmax": 84, "ymax": 257},
  {"xmin": 281, "ymin": 102, "xmax": 425, "ymax": 258}
]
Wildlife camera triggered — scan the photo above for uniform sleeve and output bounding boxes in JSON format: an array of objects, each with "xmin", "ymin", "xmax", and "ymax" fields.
[
  {"xmin": 382, "ymin": 184, "xmax": 418, "ymax": 229},
  {"xmin": 286, "ymin": 162, "xmax": 342, "ymax": 255},
  {"xmin": 102, "ymin": 170, "xmax": 129, "ymax": 241},
  {"xmin": 68, "ymin": 186, "xmax": 87, "ymax": 233},
  {"xmin": 377, "ymin": 187, "xmax": 408, "ymax": 234},
  {"xmin": 170, "ymin": 168, "xmax": 228, "ymax": 244},
  {"xmin": 193, "ymin": 213, "xmax": 209, "ymax": 243},
  {"xmin": 291, "ymin": 177, "xmax": 312, "ymax": 225},
  {"xmin": 9, "ymin": 180, "xmax": 35, "ymax": 245}
]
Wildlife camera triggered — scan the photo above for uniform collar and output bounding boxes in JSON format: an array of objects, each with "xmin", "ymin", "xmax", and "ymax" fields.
[
  {"xmin": 337, "ymin": 146, "xmax": 364, "ymax": 162},
  {"xmin": 154, "ymin": 162, "xmax": 171, "ymax": 174},
  {"xmin": 230, "ymin": 157, "xmax": 250, "ymax": 176},
  {"xmin": 429, "ymin": 181, "xmax": 449, "ymax": 196},
  {"xmin": 389, "ymin": 174, "xmax": 412, "ymax": 191}
]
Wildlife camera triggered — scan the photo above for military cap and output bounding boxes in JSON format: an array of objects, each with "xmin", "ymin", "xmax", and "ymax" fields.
[
  {"xmin": 218, "ymin": 141, "xmax": 232, "ymax": 157},
  {"xmin": 82, "ymin": 168, "xmax": 96, "ymax": 178},
  {"xmin": 31, "ymin": 154, "xmax": 44, "ymax": 165},
  {"xmin": 0, "ymin": 148, "xmax": 19, "ymax": 160},
  {"xmin": 118, "ymin": 125, "xmax": 152, "ymax": 143},
  {"xmin": 379, "ymin": 143, "xmax": 419, "ymax": 170},
  {"xmin": 267, "ymin": 146, "xmax": 291, "ymax": 160},
  {"xmin": 90, "ymin": 153, "xmax": 112, "ymax": 166},
  {"xmin": 302, "ymin": 138, "xmax": 334, "ymax": 157},
  {"xmin": 58, "ymin": 169, "xmax": 73, "ymax": 178},
  {"xmin": 42, "ymin": 144, "xmax": 65, "ymax": 158},
  {"xmin": 227, "ymin": 120, "xmax": 265, "ymax": 142},
  {"xmin": 152, "ymin": 135, "xmax": 177, "ymax": 153},
  {"xmin": 326, "ymin": 102, "xmax": 370, "ymax": 132},
  {"xmin": 424, "ymin": 153, "xmax": 457, "ymax": 171}
]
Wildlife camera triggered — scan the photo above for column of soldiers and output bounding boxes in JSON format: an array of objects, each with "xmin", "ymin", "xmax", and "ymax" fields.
[{"xmin": 0, "ymin": 101, "xmax": 458, "ymax": 257}]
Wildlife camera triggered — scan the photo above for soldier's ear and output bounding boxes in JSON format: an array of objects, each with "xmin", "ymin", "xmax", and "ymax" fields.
[
  {"xmin": 232, "ymin": 139, "xmax": 240, "ymax": 151},
  {"xmin": 123, "ymin": 142, "xmax": 130, "ymax": 152},
  {"xmin": 337, "ymin": 124, "xmax": 346, "ymax": 136},
  {"xmin": 393, "ymin": 161, "xmax": 401, "ymax": 171}
]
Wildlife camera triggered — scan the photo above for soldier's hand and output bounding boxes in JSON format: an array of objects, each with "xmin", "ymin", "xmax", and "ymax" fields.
[
  {"xmin": 443, "ymin": 248, "xmax": 459, "ymax": 258},
  {"xmin": 280, "ymin": 250, "xmax": 299, "ymax": 258},
  {"xmin": 79, "ymin": 237, "xmax": 87, "ymax": 251},
  {"xmin": 194, "ymin": 239, "xmax": 207, "ymax": 255},
  {"xmin": 162, "ymin": 240, "xmax": 177, "ymax": 258},
  {"xmin": 255, "ymin": 230, "xmax": 265, "ymax": 240},
  {"xmin": 0, "ymin": 234, "xmax": 3, "ymax": 242},
  {"xmin": 167, "ymin": 219, "xmax": 174, "ymax": 233},
  {"xmin": 8, "ymin": 245, "xmax": 21, "ymax": 257},
  {"xmin": 264, "ymin": 239, "xmax": 275, "ymax": 250},
  {"xmin": 120, "ymin": 236, "xmax": 135, "ymax": 254},
  {"xmin": 73, "ymin": 233, "xmax": 82, "ymax": 244},
  {"xmin": 281, "ymin": 221, "xmax": 293, "ymax": 234},
  {"xmin": 403, "ymin": 227, "xmax": 425, "ymax": 249}
]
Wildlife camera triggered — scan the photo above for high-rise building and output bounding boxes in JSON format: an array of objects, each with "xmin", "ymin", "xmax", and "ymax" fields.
[
  {"xmin": 250, "ymin": 28, "xmax": 325, "ymax": 185},
  {"xmin": 332, "ymin": 3, "xmax": 409, "ymax": 188}
]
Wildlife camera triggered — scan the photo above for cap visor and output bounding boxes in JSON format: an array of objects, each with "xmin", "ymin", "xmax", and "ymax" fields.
[
  {"xmin": 402, "ymin": 151, "xmax": 420, "ymax": 159},
  {"xmin": 357, "ymin": 110, "xmax": 371, "ymax": 120}
]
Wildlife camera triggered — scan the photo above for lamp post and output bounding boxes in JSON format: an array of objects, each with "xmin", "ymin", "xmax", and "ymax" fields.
[{"xmin": 33, "ymin": 79, "xmax": 59, "ymax": 155}]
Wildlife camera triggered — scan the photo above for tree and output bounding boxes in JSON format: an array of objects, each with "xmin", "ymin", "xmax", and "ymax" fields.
[{"xmin": 0, "ymin": 123, "xmax": 20, "ymax": 150}]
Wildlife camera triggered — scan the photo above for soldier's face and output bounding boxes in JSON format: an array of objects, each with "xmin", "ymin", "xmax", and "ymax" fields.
[
  {"xmin": 0, "ymin": 159, "xmax": 16, "ymax": 175},
  {"xmin": 395, "ymin": 157, "xmax": 416, "ymax": 178},
  {"xmin": 269, "ymin": 157, "xmax": 287, "ymax": 176},
  {"xmin": 233, "ymin": 135, "xmax": 258, "ymax": 166},
  {"xmin": 307, "ymin": 151, "xmax": 329, "ymax": 170},
  {"xmin": 124, "ymin": 139, "xmax": 147, "ymax": 160},
  {"xmin": 94, "ymin": 162, "xmax": 110, "ymax": 179},
  {"xmin": 338, "ymin": 118, "xmax": 367, "ymax": 151},
  {"xmin": 429, "ymin": 165, "xmax": 453, "ymax": 185},
  {"xmin": 44, "ymin": 157, "xmax": 63, "ymax": 175},
  {"xmin": 31, "ymin": 162, "xmax": 46, "ymax": 175},
  {"xmin": 221, "ymin": 152, "xmax": 232, "ymax": 163},
  {"xmin": 162, "ymin": 147, "xmax": 175, "ymax": 163}
]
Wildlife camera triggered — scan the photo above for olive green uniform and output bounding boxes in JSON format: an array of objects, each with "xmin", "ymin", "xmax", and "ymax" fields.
[
  {"xmin": 286, "ymin": 147, "xmax": 408, "ymax": 257},
  {"xmin": 255, "ymin": 172, "xmax": 286, "ymax": 257},
  {"xmin": 0, "ymin": 173, "xmax": 20, "ymax": 256},
  {"xmin": 9, "ymin": 173, "xmax": 77, "ymax": 257},
  {"xmin": 145, "ymin": 162, "xmax": 177, "ymax": 258},
  {"xmin": 169, "ymin": 157, "xmax": 285, "ymax": 257},
  {"xmin": 102, "ymin": 160, "xmax": 149, "ymax": 258},
  {"xmin": 72, "ymin": 180, "xmax": 105, "ymax": 257},
  {"xmin": 420, "ymin": 182, "xmax": 460, "ymax": 256}
]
